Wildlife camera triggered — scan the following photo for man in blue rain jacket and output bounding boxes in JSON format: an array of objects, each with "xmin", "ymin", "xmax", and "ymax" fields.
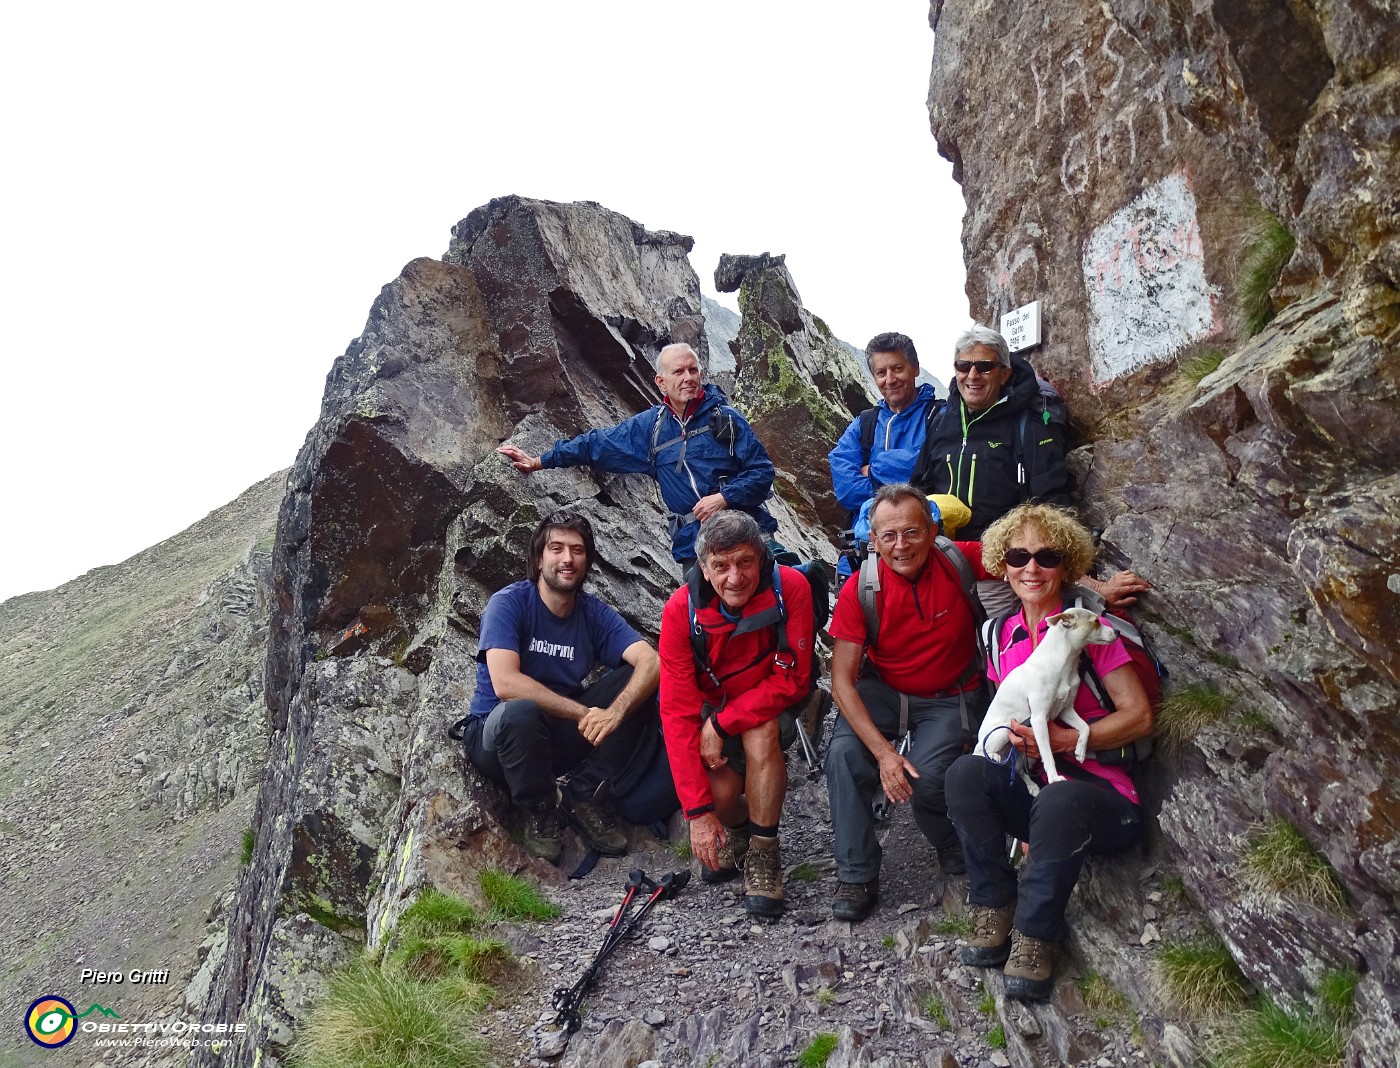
[
  {"xmin": 828, "ymin": 332, "xmax": 942, "ymax": 581},
  {"xmin": 497, "ymin": 343, "xmax": 778, "ymax": 565}
]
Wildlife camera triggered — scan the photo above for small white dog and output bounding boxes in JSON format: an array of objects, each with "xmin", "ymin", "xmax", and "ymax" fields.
[{"xmin": 977, "ymin": 607, "xmax": 1117, "ymax": 784}]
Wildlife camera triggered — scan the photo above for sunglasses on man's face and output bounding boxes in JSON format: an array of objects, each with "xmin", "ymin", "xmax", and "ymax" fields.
[
  {"xmin": 1004, "ymin": 547, "xmax": 1064, "ymax": 568},
  {"xmin": 954, "ymin": 359, "xmax": 1002, "ymax": 375}
]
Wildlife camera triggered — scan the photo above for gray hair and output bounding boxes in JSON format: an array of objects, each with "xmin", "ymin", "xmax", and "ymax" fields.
[
  {"xmin": 658, "ymin": 342, "xmax": 702, "ymax": 374},
  {"xmin": 864, "ymin": 331, "xmax": 919, "ymax": 374},
  {"xmin": 953, "ymin": 325, "xmax": 1011, "ymax": 367},
  {"xmin": 695, "ymin": 510, "xmax": 765, "ymax": 564},
  {"xmin": 869, "ymin": 482, "xmax": 934, "ymax": 529}
]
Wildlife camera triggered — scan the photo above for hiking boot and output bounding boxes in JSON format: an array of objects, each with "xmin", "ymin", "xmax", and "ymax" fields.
[
  {"xmin": 960, "ymin": 904, "xmax": 1014, "ymax": 967},
  {"xmin": 702, "ymin": 825, "xmax": 750, "ymax": 884},
  {"xmin": 937, "ymin": 843, "xmax": 967, "ymax": 876},
  {"xmin": 562, "ymin": 791, "xmax": 628, "ymax": 857},
  {"xmin": 742, "ymin": 835, "xmax": 784, "ymax": 918},
  {"xmin": 1003, "ymin": 930, "xmax": 1055, "ymax": 1002},
  {"xmin": 522, "ymin": 801, "xmax": 563, "ymax": 864},
  {"xmin": 831, "ymin": 879, "xmax": 879, "ymax": 923}
]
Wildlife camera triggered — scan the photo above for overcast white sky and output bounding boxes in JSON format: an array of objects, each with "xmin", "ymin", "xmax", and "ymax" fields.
[{"xmin": 0, "ymin": 1, "xmax": 969, "ymax": 603}]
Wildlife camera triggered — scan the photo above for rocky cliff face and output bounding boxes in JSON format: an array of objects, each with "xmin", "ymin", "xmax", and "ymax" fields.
[{"xmin": 930, "ymin": 1, "xmax": 1398, "ymax": 1064}]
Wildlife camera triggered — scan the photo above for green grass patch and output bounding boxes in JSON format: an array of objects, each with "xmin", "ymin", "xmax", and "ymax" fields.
[
  {"xmin": 814, "ymin": 984, "xmax": 836, "ymax": 1006},
  {"xmin": 988, "ymin": 1023, "xmax": 1006, "ymax": 1048},
  {"xmin": 1157, "ymin": 683, "xmax": 1233, "ymax": 753},
  {"xmin": 240, "ymin": 828, "xmax": 255, "ymax": 866},
  {"xmin": 880, "ymin": 934, "xmax": 896, "ymax": 949},
  {"xmin": 1318, "ymin": 969, "xmax": 1358, "ymax": 1025},
  {"xmin": 479, "ymin": 869, "xmax": 561, "ymax": 921},
  {"xmin": 399, "ymin": 887, "xmax": 481, "ymax": 938},
  {"xmin": 933, "ymin": 913, "xmax": 974, "ymax": 937},
  {"xmin": 1080, "ymin": 971, "xmax": 1129, "ymax": 1022},
  {"xmin": 1237, "ymin": 709, "xmax": 1275, "ymax": 732},
  {"xmin": 668, "ymin": 838, "xmax": 693, "ymax": 861},
  {"xmin": 1235, "ymin": 207, "xmax": 1297, "ymax": 337},
  {"xmin": 1156, "ymin": 938, "xmax": 1251, "ymax": 1016},
  {"xmin": 1208, "ymin": 998, "xmax": 1344, "ymax": 1068},
  {"xmin": 790, "ymin": 861, "xmax": 821, "ymax": 883},
  {"xmin": 977, "ymin": 984, "xmax": 997, "ymax": 1016},
  {"xmin": 924, "ymin": 995, "xmax": 950, "ymax": 1029},
  {"xmin": 289, "ymin": 958, "xmax": 495, "ymax": 1068},
  {"xmin": 1241, "ymin": 820, "xmax": 1348, "ymax": 911},
  {"xmin": 797, "ymin": 1032, "xmax": 839, "ymax": 1067},
  {"xmin": 1180, "ymin": 347, "xmax": 1227, "ymax": 383},
  {"xmin": 1162, "ymin": 874, "xmax": 1189, "ymax": 902}
]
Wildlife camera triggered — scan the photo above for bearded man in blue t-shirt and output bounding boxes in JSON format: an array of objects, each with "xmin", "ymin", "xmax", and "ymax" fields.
[{"xmin": 460, "ymin": 511, "xmax": 660, "ymax": 863}]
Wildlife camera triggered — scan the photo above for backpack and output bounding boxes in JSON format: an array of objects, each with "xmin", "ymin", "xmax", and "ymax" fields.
[
  {"xmin": 684, "ymin": 559, "xmax": 822, "ymax": 742},
  {"xmin": 855, "ymin": 537, "xmax": 988, "ymax": 690},
  {"xmin": 980, "ymin": 584, "xmax": 1165, "ymax": 765},
  {"xmin": 1010, "ymin": 370, "xmax": 1070, "ymax": 500},
  {"xmin": 648, "ymin": 403, "xmax": 739, "ymax": 467}
]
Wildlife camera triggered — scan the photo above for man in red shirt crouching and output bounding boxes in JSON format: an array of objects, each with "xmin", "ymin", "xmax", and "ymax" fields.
[
  {"xmin": 658, "ymin": 511, "xmax": 815, "ymax": 918},
  {"xmin": 826, "ymin": 483, "xmax": 990, "ymax": 922}
]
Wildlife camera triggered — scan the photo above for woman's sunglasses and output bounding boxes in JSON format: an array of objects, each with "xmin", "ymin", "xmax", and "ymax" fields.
[{"xmin": 1004, "ymin": 547, "xmax": 1064, "ymax": 568}]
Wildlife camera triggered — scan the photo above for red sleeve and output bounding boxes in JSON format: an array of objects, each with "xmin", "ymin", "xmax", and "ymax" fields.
[
  {"xmin": 657, "ymin": 589, "xmax": 714, "ymax": 818},
  {"xmin": 955, "ymin": 540, "xmax": 992, "ymax": 580},
  {"xmin": 713, "ymin": 565, "xmax": 815, "ymax": 736}
]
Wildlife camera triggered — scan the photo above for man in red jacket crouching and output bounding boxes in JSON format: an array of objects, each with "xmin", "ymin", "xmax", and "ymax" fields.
[{"xmin": 659, "ymin": 511, "xmax": 815, "ymax": 918}]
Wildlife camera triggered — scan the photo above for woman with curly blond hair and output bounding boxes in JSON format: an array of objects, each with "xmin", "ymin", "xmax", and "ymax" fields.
[{"xmin": 945, "ymin": 503, "xmax": 1153, "ymax": 1003}]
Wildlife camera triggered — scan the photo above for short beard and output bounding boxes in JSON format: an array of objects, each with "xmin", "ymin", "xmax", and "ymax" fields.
[{"xmin": 542, "ymin": 567, "xmax": 586, "ymax": 594}]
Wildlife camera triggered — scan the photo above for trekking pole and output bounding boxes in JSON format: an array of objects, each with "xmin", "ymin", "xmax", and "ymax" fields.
[
  {"xmin": 552, "ymin": 869, "xmax": 646, "ymax": 1032},
  {"xmin": 551, "ymin": 869, "xmax": 690, "ymax": 1033}
]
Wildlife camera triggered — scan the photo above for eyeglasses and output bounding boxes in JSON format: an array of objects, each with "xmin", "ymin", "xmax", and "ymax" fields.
[
  {"xmin": 954, "ymin": 359, "xmax": 1002, "ymax": 375},
  {"xmin": 876, "ymin": 527, "xmax": 927, "ymax": 547},
  {"xmin": 1003, "ymin": 547, "xmax": 1064, "ymax": 568}
]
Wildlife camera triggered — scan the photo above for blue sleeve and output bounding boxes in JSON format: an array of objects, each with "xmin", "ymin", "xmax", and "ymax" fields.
[
  {"xmin": 539, "ymin": 410, "xmax": 656, "ymax": 476},
  {"xmin": 476, "ymin": 586, "xmax": 525, "ymax": 658},
  {"xmin": 588, "ymin": 598, "xmax": 645, "ymax": 666},
  {"xmin": 715, "ymin": 410, "xmax": 775, "ymax": 509},
  {"xmin": 828, "ymin": 415, "xmax": 875, "ymax": 512}
]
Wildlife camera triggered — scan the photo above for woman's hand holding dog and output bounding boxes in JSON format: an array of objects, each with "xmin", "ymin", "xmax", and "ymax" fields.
[{"xmin": 1008, "ymin": 718, "xmax": 1081, "ymax": 759}]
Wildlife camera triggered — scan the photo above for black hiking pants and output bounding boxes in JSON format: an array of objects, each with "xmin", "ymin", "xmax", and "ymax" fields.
[
  {"xmin": 463, "ymin": 666, "xmax": 654, "ymax": 809},
  {"xmin": 945, "ymin": 754, "xmax": 1141, "ymax": 942}
]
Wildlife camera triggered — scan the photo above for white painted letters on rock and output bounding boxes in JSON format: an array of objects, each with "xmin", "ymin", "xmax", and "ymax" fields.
[{"xmin": 1083, "ymin": 172, "xmax": 1217, "ymax": 385}]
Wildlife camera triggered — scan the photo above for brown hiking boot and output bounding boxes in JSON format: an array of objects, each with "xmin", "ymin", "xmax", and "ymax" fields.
[
  {"xmin": 831, "ymin": 879, "xmax": 879, "ymax": 923},
  {"xmin": 702, "ymin": 825, "xmax": 750, "ymax": 884},
  {"xmin": 960, "ymin": 904, "xmax": 1014, "ymax": 967},
  {"xmin": 522, "ymin": 801, "xmax": 563, "ymax": 864},
  {"xmin": 561, "ymin": 791, "xmax": 628, "ymax": 857},
  {"xmin": 1003, "ymin": 930, "xmax": 1055, "ymax": 1001},
  {"xmin": 743, "ymin": 835, "xmax": 784, "ymax": 918}
]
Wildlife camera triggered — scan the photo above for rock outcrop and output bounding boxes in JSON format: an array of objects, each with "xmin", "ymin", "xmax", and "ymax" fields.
[
  {"xmin": 929, "ymin": 1, "xmax": 1399, "ymax": 1064},
  {"xmin": 718, "ymin": 252, "xmax": 875, "ymax": 532}
]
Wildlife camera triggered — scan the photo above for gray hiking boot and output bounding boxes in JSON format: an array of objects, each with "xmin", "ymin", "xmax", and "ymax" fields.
[
  {"xmin": 1003, "ymin": 930, "xmax": 1055, "ymax": 1001},
  {"xmin": 960, "ymin": 903, "xmax": 1014, "ymax": 967},
  {"xmin": 743, "ymin": 835, "xmax": 784, "ymax": 918},
  {"xmin": 562, "ymin": 790, "xmax": 628, "ymax": 857},
  {"xmin": 522, "ymin": 801, "xmax": 563, "ymax": 864},
  {"xmin": 702, "ymin": 825, "xmax": 750, "ymax": 884}
]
